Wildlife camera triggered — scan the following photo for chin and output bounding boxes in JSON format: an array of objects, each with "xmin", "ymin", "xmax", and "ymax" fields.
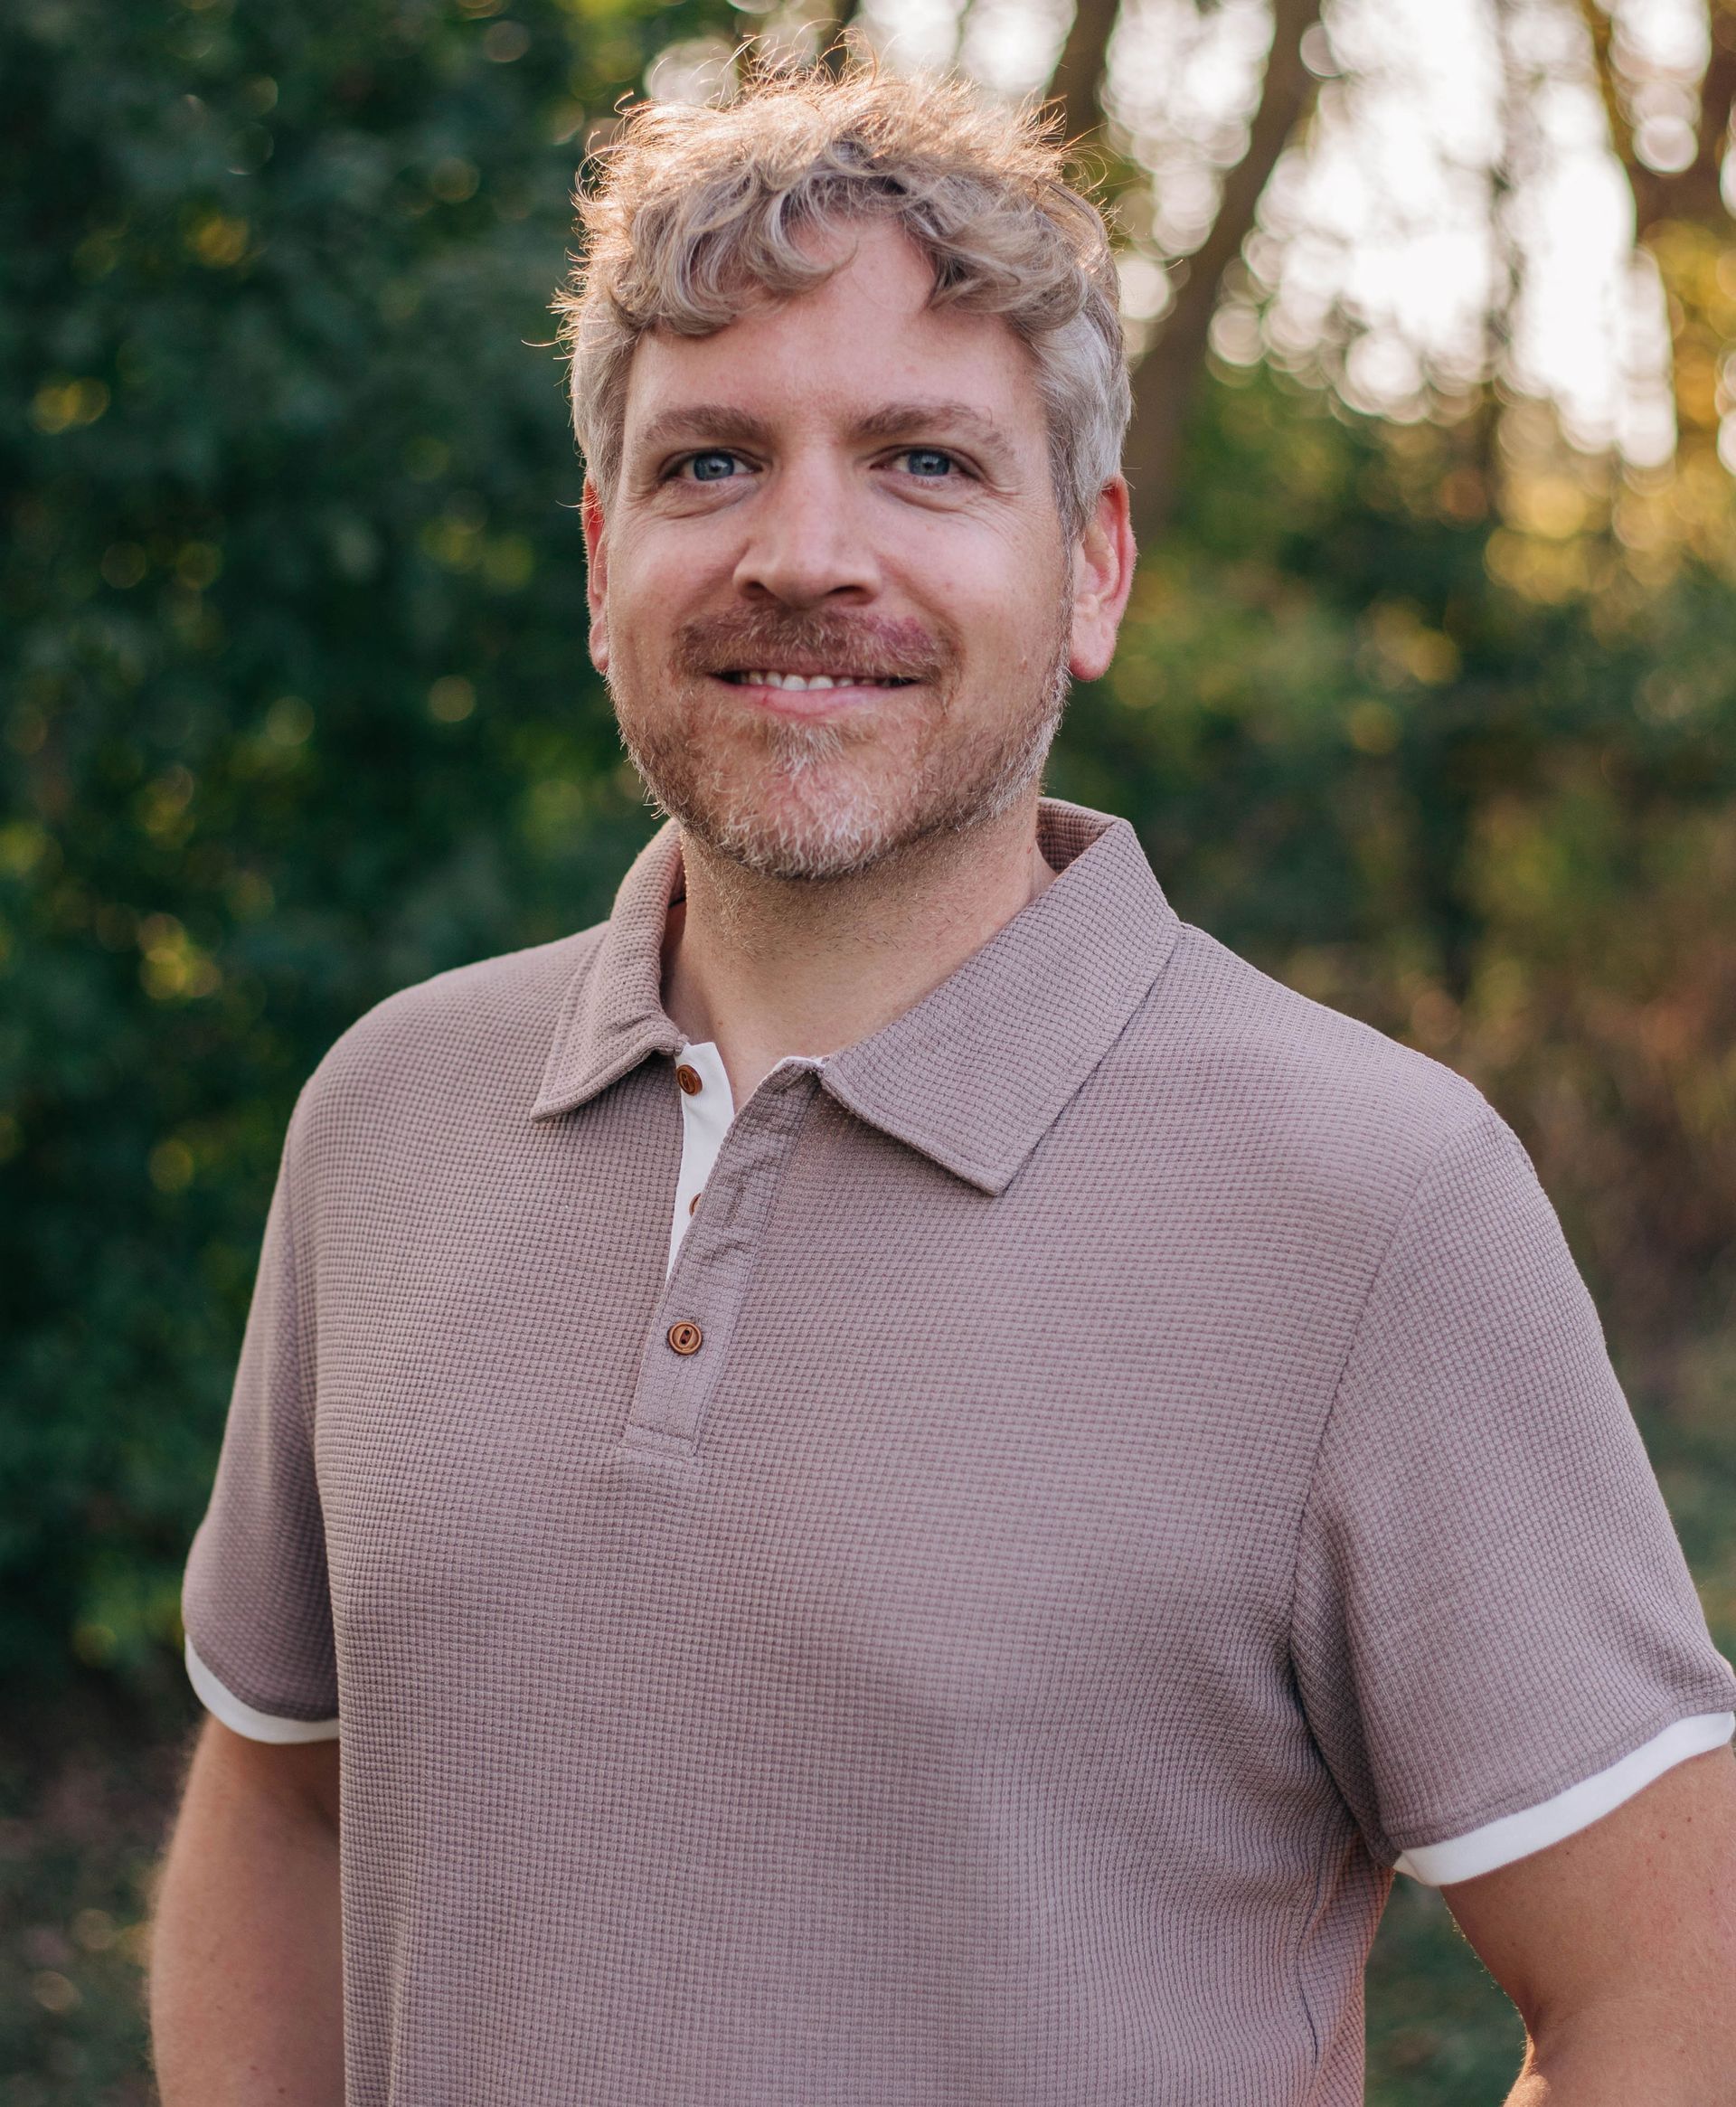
[{"xmin": 691, "ymin": 776, "xmax": 914, "ymax": 882}]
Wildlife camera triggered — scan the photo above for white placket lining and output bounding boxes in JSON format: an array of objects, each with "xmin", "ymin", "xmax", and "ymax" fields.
[{"xmin": 667, "ymin": 1040, "xmax": 736, "ymax": 1276}]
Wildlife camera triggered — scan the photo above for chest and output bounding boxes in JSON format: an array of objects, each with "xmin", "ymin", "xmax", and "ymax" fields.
[{"xmin": 307, "ymin": 1068, "xmax": 1342, "ymax": 1747}]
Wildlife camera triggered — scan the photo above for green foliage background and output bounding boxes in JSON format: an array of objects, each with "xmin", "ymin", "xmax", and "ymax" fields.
[{"xmin": 4, "ymin": 0, "xmax": 1735, "ymax": 2097}]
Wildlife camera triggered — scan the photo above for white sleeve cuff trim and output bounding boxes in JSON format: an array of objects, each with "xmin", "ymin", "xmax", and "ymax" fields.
[
  {"xmin": 1393, "ymin": 1709, "xmax": 1734, "ymax": 1886},
  {"xmin": 184, "ymin": 1634, "xmax": 340, "ymax": 1744}
]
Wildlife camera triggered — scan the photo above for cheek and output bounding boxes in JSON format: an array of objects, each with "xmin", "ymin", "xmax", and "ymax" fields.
[
  {"xmin": 598, "ymin": 569, "xmax": 669, "ymax": 674},
  {"xmin": 605, "ymin": 532, "xmax": 718, "ymax": 648},
  {"xmin": 919, "ymin": 542, "xmax": 1066, "ymax": 671}
]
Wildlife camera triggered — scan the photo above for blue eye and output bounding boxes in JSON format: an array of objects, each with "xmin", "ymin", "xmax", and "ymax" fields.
[
  {"xmin": 687, "ymin": 451, "xmax": 739, "ymax": 482},
  {"xmin": 901, "ymin": 449, "xmax": 956, "ymax": 478}
]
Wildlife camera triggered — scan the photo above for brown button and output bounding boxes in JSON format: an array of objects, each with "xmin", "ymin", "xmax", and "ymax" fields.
[
  {"xmin": 675, "ymin": 1063, "xmax": 703, "ymax": 1096},
  {"xmin": 688, "ymin": 1192, "xmax": 702, "ymax": 1214},
  {"xmin": 666, "ymin": 1319, "xmax": 703, "ymax": 1356}
]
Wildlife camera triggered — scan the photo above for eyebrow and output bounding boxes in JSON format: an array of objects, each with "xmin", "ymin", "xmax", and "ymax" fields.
[
  {"xmin": 628, "ymin": 398, "xmax": 1019, "ymax": 468},
  {"xmin": 631, "ymin": 405, "xmax": 778, "ymax": 460},
  {"xmin": 850, "ymin": 400, "xmax": 1015, "ymax": 458}
]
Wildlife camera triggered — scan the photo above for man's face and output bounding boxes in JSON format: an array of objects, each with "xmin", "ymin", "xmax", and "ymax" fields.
[{"xmin": 583, "ymin": 218, "xmax": 1128, "ymax": 881}]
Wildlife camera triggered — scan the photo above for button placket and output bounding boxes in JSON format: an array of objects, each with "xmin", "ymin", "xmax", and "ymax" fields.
[
  {"xmin": 666, "ymin": 1039, "xmax": 732, "ymax": 1276},
  {"xmin": 625, "ymin": 1060, "xmax": 820, "ymax": 1459}
]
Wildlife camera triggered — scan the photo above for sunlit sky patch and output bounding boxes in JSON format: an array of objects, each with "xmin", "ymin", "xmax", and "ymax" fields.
[{"xmin": 850, "ymin": 0, "xmax": 1708, "ymax": 465}]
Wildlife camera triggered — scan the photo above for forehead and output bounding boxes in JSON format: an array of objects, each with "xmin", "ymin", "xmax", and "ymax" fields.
[{"xmin": 618, "ymin": 219, "xmax": 1045, "ymax": 451}]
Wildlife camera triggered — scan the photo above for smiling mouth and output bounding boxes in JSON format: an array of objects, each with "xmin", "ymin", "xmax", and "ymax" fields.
[{"xmin": 717, "ymin": 670, "xmax": 919, "ymax": 691}]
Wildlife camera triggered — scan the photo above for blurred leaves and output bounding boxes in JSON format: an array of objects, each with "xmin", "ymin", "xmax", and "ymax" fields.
[
  {"xmin": 1055, "ymin": 359, "xmax": 1736, "ymax": 1341},
  {"xmin": 0, "ymin": 0, "xmax": 726, "ymax": 1694}
]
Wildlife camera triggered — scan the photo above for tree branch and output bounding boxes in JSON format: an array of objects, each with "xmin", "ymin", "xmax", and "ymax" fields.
[
  {"xmin": 817, "ymin": 0, "xmax": 863, "ymax": 74},
  {"xmin": 1048, "ymin": 0, "xmax": 1121, "ymax": 150},
  {"xmin": 1574, "ymin": 0, "xmax": 1638, "ymax": 166},
  {"xmin": 1680, "ymin": 2, "xmax": 1736, "ymax": 227},
  {"xmin": 1572, "ymin": 0, "xmax": 1736, "ymax": 486},
  {"xmin": 1572, "ymin": 0, "xmax": 1736, "ymax": 237},
  {"xmin": 1119, "ymin": 0, "xmax": 1324, "ymax": 541}
]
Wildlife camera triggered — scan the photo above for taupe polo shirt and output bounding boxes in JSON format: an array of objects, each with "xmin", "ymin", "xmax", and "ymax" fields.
[{"xmin": 182, "ymin": 797, "xmax": 1736, "ymax": 2107}]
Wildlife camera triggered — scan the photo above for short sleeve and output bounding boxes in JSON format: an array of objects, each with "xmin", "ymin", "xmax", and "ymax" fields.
[
  {"xmin": 1291, "ymin": 1104, "xmax": 1735, "ymax": 1885},
  {"xmin": 180, "ymin": 1094, "xmax": 339, "ymax": 1742}
]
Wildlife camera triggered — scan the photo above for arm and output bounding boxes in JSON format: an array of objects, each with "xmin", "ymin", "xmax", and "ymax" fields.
[
  {"xmin": 148, "ymin": 1715, "xmax": 344, "ymax": 2106},
  {"xmin": 1442, "ymin": 1745, "xmax": 1736, "ymax": 2105}
]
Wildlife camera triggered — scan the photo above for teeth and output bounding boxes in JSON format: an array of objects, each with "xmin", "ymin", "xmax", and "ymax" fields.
[{"xmin": 736, "ymin": 671, "xmax": 884, "ymax": 691}]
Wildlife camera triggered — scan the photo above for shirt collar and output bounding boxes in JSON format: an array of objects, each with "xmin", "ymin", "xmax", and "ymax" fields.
[{"xmin": 530, "ymin": 797, "xmax": 1184, "ymax": 1196}]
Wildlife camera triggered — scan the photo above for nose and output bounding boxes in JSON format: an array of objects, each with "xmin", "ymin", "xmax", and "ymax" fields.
[{"xmin": 731, "ymin": 449, "xmax": 881, "ymax": 609}]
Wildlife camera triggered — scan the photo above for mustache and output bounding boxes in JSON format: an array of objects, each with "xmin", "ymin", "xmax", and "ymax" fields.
[{"xmin": 673, "ymin": 607, "xmax": 956, "ymax": 685}]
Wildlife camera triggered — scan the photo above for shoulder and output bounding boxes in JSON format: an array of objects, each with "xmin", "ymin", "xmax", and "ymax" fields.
[
  {"xmin": 1111, "ymin": 921, "xmax": 1503, "ymax": 1225},
  {"xmin": 288, "ymin": 921, "xmax": 609, "ymax": 1152}
]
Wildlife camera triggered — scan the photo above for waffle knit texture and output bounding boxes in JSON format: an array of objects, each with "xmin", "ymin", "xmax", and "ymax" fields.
[{"xmin": 182, "ymin": 798, "xmax": 1736, "ymax": 2105}]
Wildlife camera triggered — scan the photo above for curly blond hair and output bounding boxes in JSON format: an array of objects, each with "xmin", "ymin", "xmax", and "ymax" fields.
[{"xmin": 552, "ymin": 61, "xmax": 1129, "ymax": 536}]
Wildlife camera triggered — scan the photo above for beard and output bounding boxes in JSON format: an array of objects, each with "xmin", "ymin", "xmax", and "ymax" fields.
[{"xmin": 608, "ymin": 598, "xmax": 1073, "ymax": 882}]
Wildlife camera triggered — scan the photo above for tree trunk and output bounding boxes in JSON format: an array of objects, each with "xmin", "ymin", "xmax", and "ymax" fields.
[
  {"xmin": 819, "ymin": 0, "xmax": 863, "ymax": 72},
  {"xmin": 1049, "ymin": 0, "xmax": 1122, "ymax": 148},
  {"xmin": 1116, "ymin": 0, "xmax": 1324, "ymax": 542},
  {"xmin": 1576, "ymin": 0, "xmax": 1736, "ymax": 468}
]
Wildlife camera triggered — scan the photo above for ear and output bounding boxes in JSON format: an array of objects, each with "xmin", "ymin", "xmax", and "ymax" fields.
[
  {"xmin": 1068, "ymin": 476, "xmax": 1136, "ymax": 684},
  {"xmin": 581, "ymin": 478, "xmax": 609, "ymax": 676}
]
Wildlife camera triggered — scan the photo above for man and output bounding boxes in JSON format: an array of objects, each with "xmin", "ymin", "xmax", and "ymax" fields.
[{"xmin": 149, "ymin": 64, "xmax": 1736, "ymax": 2107}]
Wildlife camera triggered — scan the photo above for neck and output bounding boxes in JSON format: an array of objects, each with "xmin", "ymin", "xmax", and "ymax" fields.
[{"xmin": 661, "ymin": 795, "xmax": 1059, "ymax": 1109}]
